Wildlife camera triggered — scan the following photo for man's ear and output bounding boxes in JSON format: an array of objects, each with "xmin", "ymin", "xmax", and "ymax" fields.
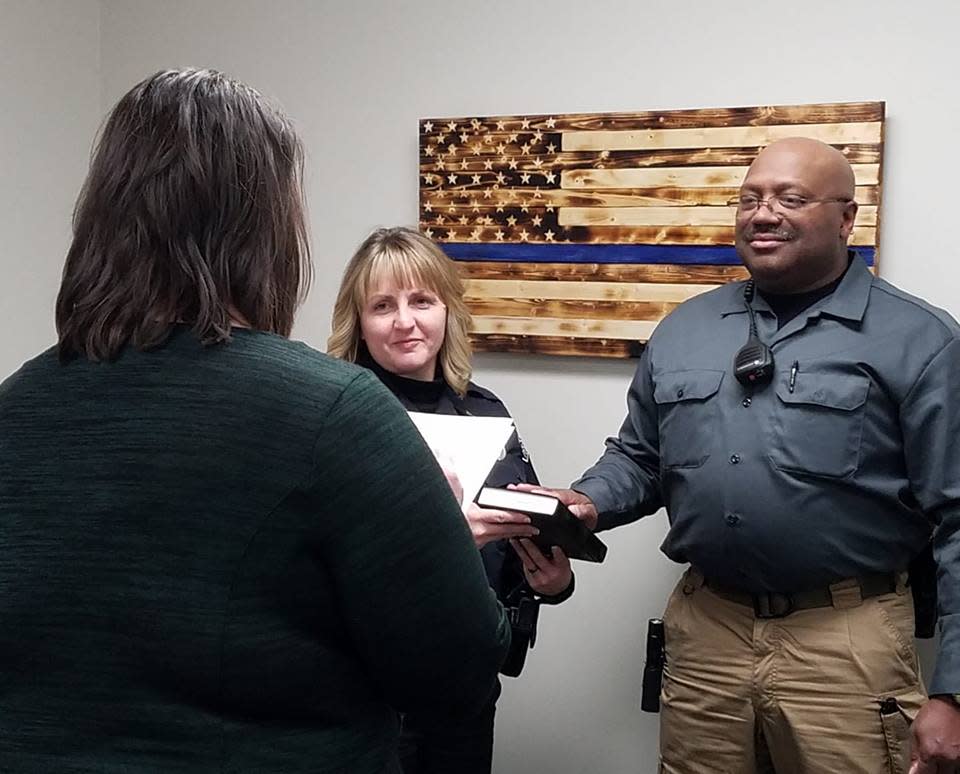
[{"xmin": 840, "ymin": 200, "xmax": 859, "ymax": 240}]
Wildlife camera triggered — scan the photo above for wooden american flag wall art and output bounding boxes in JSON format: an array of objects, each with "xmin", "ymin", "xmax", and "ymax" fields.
[{"xmin": 418, "ymin": 101, "xmax": 884, "ymax": 358}]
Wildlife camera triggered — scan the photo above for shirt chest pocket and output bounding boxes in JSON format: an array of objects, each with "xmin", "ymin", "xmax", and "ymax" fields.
[
  {"xmin": 769, "ymin": 373, "xmax": 869, "ymax": 478},
  {"xmin": 653, "ymin": 369, "xmax": 724, "ymax": 469}
]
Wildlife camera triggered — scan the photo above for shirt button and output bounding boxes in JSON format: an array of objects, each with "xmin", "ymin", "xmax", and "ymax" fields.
[
  {"xmin": 725, "ymin": 513, "xmax": 741, "ymax": 526},
  {"xmin": 742, "ymin": 397, "xmax": 752, "ymax": 407},
  {"xmin": 677, "ymin": 388, "xmax": 684, "ymax": 398},
  {"xmin": 730, "ymin": 453, "xmax": 741, "ymax": 464}
]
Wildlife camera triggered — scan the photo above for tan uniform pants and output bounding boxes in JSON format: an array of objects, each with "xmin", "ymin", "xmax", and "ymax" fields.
[{"xmin": 659, "ymin": 569, "xmax": 927, "ymax": 774}]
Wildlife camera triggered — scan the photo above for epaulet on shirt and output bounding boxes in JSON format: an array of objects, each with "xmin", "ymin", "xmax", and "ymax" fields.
[{"xmin": 465, "ymin": 382, "xmax": 501, "ymax": 404}]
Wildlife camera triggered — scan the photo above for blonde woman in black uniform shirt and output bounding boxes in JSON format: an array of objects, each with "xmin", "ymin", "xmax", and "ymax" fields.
[{"xmin": 329, "ymin": 227, "xmax": 574, "ymax": 774}]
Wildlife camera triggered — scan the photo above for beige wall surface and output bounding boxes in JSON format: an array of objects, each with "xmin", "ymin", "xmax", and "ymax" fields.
[
  {"xmin": 0, "ymin": 0, "xmax": 101, "ymax": 375},
  {"xmin": 4, "ymin": 0, "xmax": 956, "ymax": 770}
]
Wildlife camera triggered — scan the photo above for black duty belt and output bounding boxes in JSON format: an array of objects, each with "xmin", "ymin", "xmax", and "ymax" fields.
[{"xmin": 704, "ymin": 572, "xmax": 901, "ymax": 619}]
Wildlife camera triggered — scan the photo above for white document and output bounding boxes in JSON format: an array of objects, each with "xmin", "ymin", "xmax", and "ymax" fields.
[{"xmin": 407, "ymin": 412, "xmax": 515, "ymax": 506}]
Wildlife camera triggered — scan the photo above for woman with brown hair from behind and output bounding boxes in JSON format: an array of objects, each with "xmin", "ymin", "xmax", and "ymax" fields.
[{"xmin": 0, "ymin": 69, "xmax": 509, "ymax": 773}]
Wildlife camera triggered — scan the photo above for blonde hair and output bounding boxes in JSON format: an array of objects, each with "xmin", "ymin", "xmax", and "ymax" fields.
[{"xmin": 328, "ymin": 227, "xmax": 473, "ymax": 395}]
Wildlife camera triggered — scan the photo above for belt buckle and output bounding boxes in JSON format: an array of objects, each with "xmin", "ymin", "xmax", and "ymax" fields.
[{"xmin": 753, "ymin": 592, "xmax": 794, "ymax": 619}]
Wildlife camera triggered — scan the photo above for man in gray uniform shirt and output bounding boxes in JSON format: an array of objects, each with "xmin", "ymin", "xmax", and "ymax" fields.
[{"xmin": 548, "ymin": 138, "xmax": 960, "ymax": 772}]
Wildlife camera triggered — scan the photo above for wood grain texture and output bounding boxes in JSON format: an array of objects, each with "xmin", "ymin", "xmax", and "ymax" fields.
[
  {"xmin": 557, "ymin": 205, "xmax": 877, "ymax": 228},
  {"xmin": 421, "ymin": 185, "xmax": 880, "ymax": 207},
  {"xmin": 561, "ymin": 164, "xmax": 880, "ymax": 189},
  {"xmin": 423, "ymin": 102, "xmax": 883, "ymax": 133},
  {"xmin": 420, "ymin": 144, "xmax": 883, "ymax": 168},
  {"xmin": 465, "ymin": 279, "xmax": 718, "ymax": 303},
  {"xmin": 466, "ymin": 297, "xmax": 676, "ymax": 321},
  {"xmin": 561, "ymin": 122, "xmax": 882, "ymax": 152},
  {"xmin": 471, "ymin": 315, "xmax": 659, "ymax": 340},
  {"xmin": 433, "ymin": 225, "xmax": 876, "ymax": 246},
  {"xmin": 470, "ymin": 333, "xmax": 644, "ymax": 358},
  {"xmin": 419, "ymin": 100, "xmax": 885, "ymax": 357},
  {"xmin": 459, "ymin": 261, "xmax": 750, "ymax": 283}
]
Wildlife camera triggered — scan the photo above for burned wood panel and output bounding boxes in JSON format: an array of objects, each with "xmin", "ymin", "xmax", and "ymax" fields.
[{"xmin": 419, "ymin": 101, "xmax": 885, "ymax": 358}]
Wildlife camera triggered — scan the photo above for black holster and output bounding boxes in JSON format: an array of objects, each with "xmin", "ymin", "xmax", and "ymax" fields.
[
  {"xmin": 640, "ymin": 618, "xmax": 665, "ymax": 713},
  {"xmin": 500, "ymin": 597, "xmax": 539, "ymax": 677},
  {"xmin": 910, "ymin": 542, "xmax": 938, "ymax": 639}
]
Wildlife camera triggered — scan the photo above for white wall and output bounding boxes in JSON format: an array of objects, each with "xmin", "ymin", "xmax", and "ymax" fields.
[
  {"xmin": 0, "ymin": 0, "xmax": 101, "ymax": 375},
  {"xmin": 7, "ymin": 0, "xmax": 958, "ymax": 770}
]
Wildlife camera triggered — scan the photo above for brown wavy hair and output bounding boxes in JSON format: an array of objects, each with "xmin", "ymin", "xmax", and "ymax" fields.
[
  {"xmin": 56, "ymin": 68, "xmax": 311, "ymax": 361},
  {"xmin": 327, "ymin": 227, "xmax": 473, "ymax": 395}
]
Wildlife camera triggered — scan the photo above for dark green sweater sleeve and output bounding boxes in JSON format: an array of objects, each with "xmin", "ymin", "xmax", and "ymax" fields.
[{"xmin": 307, "ymin": 371, "xmax": 510, "ymax": 714}]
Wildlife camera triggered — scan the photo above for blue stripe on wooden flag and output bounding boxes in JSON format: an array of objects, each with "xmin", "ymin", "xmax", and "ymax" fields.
[{"xmin": 441, "ymin": 243, "xmax": 876, "ymax": 267}]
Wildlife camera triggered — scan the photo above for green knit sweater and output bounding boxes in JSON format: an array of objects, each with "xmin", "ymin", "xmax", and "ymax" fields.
[{"xmin": 0, "ymin": 326, "xmax": 510, "ymax": 772}]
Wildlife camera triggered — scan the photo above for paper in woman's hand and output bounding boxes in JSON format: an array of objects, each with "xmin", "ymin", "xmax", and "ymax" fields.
[{"xmin": 406, "ymin": 412, "xmax": 515, "ymax": 506}]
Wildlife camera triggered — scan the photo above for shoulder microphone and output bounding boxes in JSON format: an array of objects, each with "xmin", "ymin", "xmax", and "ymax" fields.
[{"xmin": 733, "ymin": 281, "xmax": 774, "ymax": 388}]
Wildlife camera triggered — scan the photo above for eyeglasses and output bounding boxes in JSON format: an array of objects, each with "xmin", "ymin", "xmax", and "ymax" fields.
[{"xmin": 729, "ymin": 193, "xmax": 853, "ymax": 213}]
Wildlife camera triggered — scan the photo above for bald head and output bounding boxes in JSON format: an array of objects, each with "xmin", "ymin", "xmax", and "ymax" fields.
[
  {"xmin": 748, "ymin": 137, "xmax": 856, "ymax": 200},
  {"xmin": 734, "ymin": 137, "xmax": 860, "ymax": 293}
]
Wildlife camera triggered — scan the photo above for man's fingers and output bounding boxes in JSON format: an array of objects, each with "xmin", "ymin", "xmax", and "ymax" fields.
[
  {"xmin": 479, "ymin": 524, "xmax": 538, "ymax": 539},
  {"xmin": 569, "ymin": 503, "xmax": 599, "ymax": 530}
]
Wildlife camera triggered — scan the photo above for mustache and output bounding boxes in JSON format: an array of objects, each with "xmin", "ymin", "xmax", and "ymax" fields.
[{"xmin": 742, "ymin": 225, "xmax": 795, "ymax": 240}]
